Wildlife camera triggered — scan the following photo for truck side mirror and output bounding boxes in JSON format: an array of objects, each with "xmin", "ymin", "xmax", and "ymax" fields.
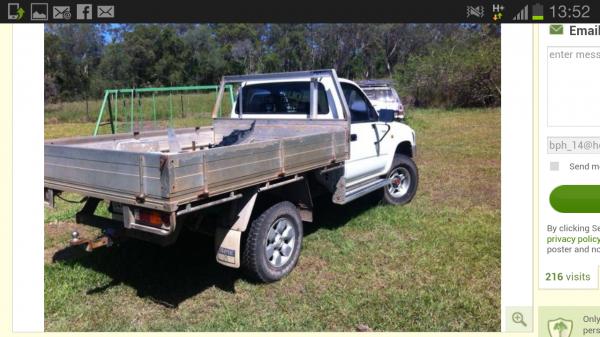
[{"xmin": 378, "ymin": 109, "xmax": 395, "ymax": 123}]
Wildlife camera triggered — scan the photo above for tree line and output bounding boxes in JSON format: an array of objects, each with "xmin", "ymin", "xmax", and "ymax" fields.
[{"xmin": 44, "ymin": 23, "xmax": 500, "ymax": 108}]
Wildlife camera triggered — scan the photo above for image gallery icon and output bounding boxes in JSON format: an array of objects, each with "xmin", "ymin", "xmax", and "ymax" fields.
[
  {"xmin": 76, "ymin": 4, "xmax": 92, "ymax": 20},
  {"xmin": 30, "ymin": 3, "xmax": 48, "ymax": 21}
]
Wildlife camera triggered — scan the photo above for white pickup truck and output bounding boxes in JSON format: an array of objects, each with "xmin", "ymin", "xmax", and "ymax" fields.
[{"xmin": 44, "ymin": 69, "xmax": 418, "ymax": 282}]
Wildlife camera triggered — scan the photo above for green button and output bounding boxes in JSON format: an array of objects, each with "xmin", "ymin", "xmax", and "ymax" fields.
[{"xmin": 550, "ymin": 185, "xmax": 600, "ymax": 213}]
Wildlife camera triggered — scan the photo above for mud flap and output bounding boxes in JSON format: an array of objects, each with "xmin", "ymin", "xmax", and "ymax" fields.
[
  {"xmin": 215, "ymin": 227, "xmax": 241, "ymax": 268},
  {"xmin": 214, "ymin": 192, "xmax": 257, "ymax": 268},
  {"xmin": 332, "ymin": 175, "xmax": 347, "ymax": 204}
]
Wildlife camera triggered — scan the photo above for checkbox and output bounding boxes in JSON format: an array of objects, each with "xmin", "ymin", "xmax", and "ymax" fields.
[
  {"xmin": 549, "ymin": 25, "xmax": 563, "ymax": 35},
  {"xmin": 550, "ymin": 162, "xmax": 559, "ymax": 171}
]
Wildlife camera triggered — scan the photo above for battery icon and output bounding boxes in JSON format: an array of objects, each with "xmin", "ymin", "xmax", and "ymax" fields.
[{"xmin": 532, "ymin": 3, "xmax": 544, "ymax": 20}]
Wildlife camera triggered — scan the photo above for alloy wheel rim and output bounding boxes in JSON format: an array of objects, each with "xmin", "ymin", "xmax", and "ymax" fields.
[
  {"xmin": 265, "ymin": 217, "xmax": 296, "ymax": 268},
  {"xmin": 388, "ymin": 167, "xmax": 411, "ymax": 198}
]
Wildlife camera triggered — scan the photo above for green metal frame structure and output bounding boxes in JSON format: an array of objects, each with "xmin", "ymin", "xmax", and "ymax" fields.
[{"xmin": 93, "ymin": 84, "xmax": 235, "ymax": 136}]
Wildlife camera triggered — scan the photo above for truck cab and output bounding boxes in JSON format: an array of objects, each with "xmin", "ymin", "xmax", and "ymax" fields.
[{"xmin": 230, "ymin": 75, "xmax": 417, "ymax": 203}]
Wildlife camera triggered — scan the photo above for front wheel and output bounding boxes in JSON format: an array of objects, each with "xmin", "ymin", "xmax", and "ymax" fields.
[
  {"xmin": 383, "ymin": 154, "xmax": 419, "ymax": 205},
  {"xmin": 242, "ymin": 201, "xmax": 303, "ymax": 283}
]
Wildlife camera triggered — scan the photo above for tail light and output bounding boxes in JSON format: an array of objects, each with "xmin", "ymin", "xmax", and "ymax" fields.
[{"xmin": 134, "ymin": 209, "xmax": 171, "ymax": 228}]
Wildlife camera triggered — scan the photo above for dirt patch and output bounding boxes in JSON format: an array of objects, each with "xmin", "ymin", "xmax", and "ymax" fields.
[{"xmin": 45, "ymin": 221, "xmax": 101, "ymax": 264}]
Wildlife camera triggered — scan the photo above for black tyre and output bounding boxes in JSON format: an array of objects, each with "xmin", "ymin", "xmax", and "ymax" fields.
[
  {"xmin": 242, "ymin": 201, "xmax": 303, "ymax": 283},
  {"xmin": 383, "ymin": 154, "xmax": 419, "ymax": 205}
]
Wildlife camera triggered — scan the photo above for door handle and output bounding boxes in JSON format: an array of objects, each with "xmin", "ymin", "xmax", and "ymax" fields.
[{"xmin": 350, "ymin": 134, "xmax": 358, "ymax": 142}]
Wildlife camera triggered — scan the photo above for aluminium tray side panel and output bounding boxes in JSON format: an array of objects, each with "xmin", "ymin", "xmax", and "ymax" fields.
[
  {"xmin": 282, "ymin": 131, "xmax": 347, "ymax": 175},
  {"xmin": 45, "ymin": 145, "xmax": 165, "ymax": 199},
  {"xmin": 168, "ymin": 152, "xmax": 205, "ymax": 197},
  {"xmin": 45, "ymin": 119, "xmax": 349, "ymax": 209},
  {"xmin": 204, "ymin": 140, "xmax": 282, "ymax": 195}
]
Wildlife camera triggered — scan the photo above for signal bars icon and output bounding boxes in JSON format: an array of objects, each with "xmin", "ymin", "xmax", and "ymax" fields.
[{"xmin": 513, "ymin": 5, "xmax": 529, "ymax": 21}]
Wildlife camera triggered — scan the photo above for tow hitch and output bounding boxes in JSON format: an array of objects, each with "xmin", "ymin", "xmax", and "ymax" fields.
[{"xmin": 70, "ymin": 229, "xmax": 119, "ymax": 252}]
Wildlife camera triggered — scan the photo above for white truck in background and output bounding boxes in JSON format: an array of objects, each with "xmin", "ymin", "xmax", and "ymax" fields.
[
  {"xmin": 44, "ymin": 69, "xmax": 418, "ymax": 282},
  {"xmin": 357, "ymin": 79, "xmax": 406, "ymax": 120}
]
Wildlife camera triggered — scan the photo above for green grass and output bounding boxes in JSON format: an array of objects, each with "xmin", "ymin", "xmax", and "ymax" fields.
[
  {"xmin": 45, "ymin": 91, "xmax": 233, "ymax": 124},
  {"xmin": 44, "ymin": 107, "xmax": 500, "ymax": 331}
]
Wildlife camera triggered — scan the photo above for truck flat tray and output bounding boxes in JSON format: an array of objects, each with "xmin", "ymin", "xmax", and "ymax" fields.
[{"xmin": 45, "ymin": 118, "xmax": 349, "ymax": 212}]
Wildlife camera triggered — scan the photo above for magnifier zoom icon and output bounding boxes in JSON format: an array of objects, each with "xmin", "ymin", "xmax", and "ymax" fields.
[{"xmin": 512, "ymin": 312, "xmax": 527, "ymax": 327}]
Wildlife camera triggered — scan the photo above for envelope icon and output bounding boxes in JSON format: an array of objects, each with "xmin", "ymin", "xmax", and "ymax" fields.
[
  {"xmin": 549, "ymin": 25, "xmax": 563, "ymax": 35},
  {"xmin": 97, "ymin": 5, "xmax": 114, "ymax": 18},
  {"xmin": 53, "ymin": 6, "xmax": 71, "ymax": 20}
]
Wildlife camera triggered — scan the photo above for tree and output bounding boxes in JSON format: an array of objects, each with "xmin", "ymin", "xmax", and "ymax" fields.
[
  {"xmin": 394, "ymin": 25, "xmax": 500, "ymax": 108},
  {"xmin": 153, "ymin": 27, "xmax": 186, "ymax": 86},
  {"xmin": 214, "ymin": 23, "xmax": 263, "ymax": 74},
  {"xmin": 44, "ymin": 24, "xmax": 104, "ymax": 100},
  {"xmin": 264, "ymin": 24, "xmax": 312, "ymax": 72},
  {"xmin": 91, "ymin": 43, "xmax": 133, "ymax": 93},
  {"xmin": 181, "ymin": 25, "xmax": 225, "ymax": 85},
  {"xmin": 553, "ymin": 321, "xmax": 569, "ymax": 337},
  {"xmin": 45, "ymin": 23, "xmax": 501, "ymax": 111}
]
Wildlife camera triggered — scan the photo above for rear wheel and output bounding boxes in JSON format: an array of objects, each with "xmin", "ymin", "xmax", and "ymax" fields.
[
  {"xmin": 242, "ymin": 201, "xmax": 303, "ymax": 283},
  {"xmin": 383, "ymin": 154, "xmax": 418, "ymax": 205}
]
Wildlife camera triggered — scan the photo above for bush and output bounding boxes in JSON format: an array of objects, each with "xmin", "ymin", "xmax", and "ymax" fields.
[
  {"xmin": 394, "ymin": 35, "xmax": 500, "ymax": 109},
  {"xmin": 44, "ymin": 74, "xmax": 59, "ymax": 103}
]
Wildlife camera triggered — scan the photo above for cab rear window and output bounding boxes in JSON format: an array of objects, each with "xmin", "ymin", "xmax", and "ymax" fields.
[{"xmin": 235, "ymin": 82, "xmax": 329, "ymax": 115}]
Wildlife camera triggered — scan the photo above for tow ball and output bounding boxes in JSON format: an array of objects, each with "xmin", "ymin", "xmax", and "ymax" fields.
[{"xmin": 70, "ymin": 230, "xmax": 117, "ymax": 252}]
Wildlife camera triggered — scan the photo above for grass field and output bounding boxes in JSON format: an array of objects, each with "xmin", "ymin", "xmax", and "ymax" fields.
[
  {"xmin": 45, "ymin": 91, "xmax": 233, "ymax": 125},
  {"xmin": 44, "ymin": 108, "xmax": 500, "ymax": 331}
]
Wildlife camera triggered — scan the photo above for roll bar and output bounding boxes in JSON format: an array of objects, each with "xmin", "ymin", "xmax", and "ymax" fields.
[{"xmin": 211, "ymin": 69, "xmax": 351, "ymax": 127}]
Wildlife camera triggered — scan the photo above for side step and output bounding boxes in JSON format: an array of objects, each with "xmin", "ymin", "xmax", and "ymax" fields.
[{"xmin": 332, "ymin": 177, "xmax": 389, "ymax": 205}]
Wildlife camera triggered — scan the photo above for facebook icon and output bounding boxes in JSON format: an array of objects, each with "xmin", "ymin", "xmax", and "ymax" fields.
[{"xmin": 76, "ymin": 4, "xmax": 92, "ymax": 20}]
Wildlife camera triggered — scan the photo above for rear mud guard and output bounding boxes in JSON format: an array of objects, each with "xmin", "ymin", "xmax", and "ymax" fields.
[{"xmin": 214, "ymin": 191, "xmax": 258, "ymax": 268}]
